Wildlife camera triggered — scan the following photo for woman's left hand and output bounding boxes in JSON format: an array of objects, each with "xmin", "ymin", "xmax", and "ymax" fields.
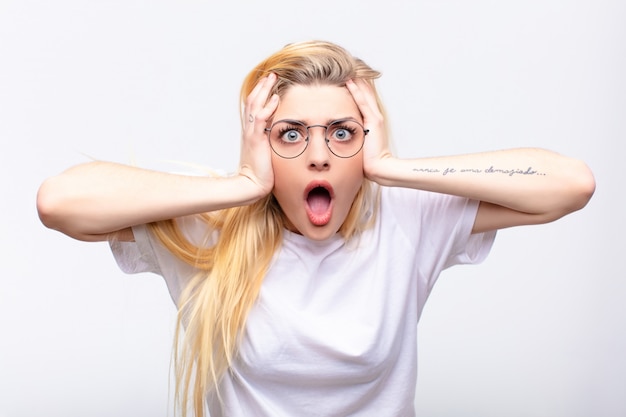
[{"xmin": 346, "ymin": 79, "xmax": 393, "ymax": 183}]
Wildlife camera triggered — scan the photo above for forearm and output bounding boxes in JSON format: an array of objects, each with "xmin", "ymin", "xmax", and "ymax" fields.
[
  {"xmin": 367, "ymin": 147, "xmax": 595, "ymax": 217},
  {"xmin": 37, "ymin": 161, "xmax": 264, "ymax": 239}
]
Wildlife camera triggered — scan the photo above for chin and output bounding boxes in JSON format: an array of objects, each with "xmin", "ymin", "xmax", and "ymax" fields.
[
  {"xmin": 305, "ymin": 228, "xmax": 339, "ymax": 241},
  {"xmin": 293, "ymin": 221, "xmax": 342, "ymax": 242}
]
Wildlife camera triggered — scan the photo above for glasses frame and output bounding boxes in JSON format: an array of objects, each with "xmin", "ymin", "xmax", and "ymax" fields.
[{"xmin": 264, "ymin": 118, "xmax": 369, "ymax": 159}]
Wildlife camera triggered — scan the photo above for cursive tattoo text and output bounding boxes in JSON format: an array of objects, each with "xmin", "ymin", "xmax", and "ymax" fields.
[{"xmin": 413, "ymin": 166, "xmax": 546, "ymax": 176}]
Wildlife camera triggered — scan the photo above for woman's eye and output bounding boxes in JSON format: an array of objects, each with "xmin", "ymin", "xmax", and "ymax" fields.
[
  {"xmin": 331, "ymin": 127, "xmax": 354, "ymax": 142},
  {"xmin": 335, "ymin": 129, "xmax": 349, "ymax": 140},
  {"xmin": 281, "ymin": 129, "xmax": 303, "ymax": 143}
]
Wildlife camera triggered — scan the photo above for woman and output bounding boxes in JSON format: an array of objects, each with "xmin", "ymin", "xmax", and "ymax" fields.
[{"xmin": 37, "ymin": 40, "xmax": 595, "ymax": 416}]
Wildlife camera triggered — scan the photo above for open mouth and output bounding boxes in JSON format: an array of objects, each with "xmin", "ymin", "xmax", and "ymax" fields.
[{"xmin": 304, "ymin": 182, "xmax": 334, "ymax": 226}]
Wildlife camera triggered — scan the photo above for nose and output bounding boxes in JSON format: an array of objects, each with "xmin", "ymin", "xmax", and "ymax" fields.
[{"xmin": 306, "ymin": 126, "xmax": 330, "ymax": 169}]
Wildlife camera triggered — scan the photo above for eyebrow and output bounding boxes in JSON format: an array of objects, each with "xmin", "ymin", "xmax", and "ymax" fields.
[{"xmin": 276, "ymin": 117, "xmax": 360, "ymax": 125}]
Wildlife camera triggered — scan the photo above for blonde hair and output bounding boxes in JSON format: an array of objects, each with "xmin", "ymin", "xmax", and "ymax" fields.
[{"xmin": 149, "ymin": 40, "xmax": 386, "ymax": 417}]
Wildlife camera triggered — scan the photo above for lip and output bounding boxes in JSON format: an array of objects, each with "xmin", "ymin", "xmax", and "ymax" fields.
[
  {"xmin": 303, "ymin": 180, "xmax": 335, "ymax": 226},
  {"xmin": 303, "ymin": 180, "xmax": 335, "ymax": 200}
]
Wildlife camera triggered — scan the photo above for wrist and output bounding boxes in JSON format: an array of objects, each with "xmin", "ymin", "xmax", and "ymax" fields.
[
  {"xmin": 233, "ymin": 173, "xmax": 272, "ymax": 204},
  {"xmin": 364, "ymin": 155, "xmax": 398, "ymax": 186}
]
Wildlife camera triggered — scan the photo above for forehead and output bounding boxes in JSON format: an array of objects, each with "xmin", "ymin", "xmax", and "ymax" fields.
[{"xmin": 273, "ymin": 84, "xmax": 361, "ymax": 122}]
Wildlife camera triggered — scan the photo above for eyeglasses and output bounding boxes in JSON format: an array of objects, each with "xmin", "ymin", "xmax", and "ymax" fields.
[{"xmin": 265, "ymin": 119, "xmax": 369, "ymax": 159}]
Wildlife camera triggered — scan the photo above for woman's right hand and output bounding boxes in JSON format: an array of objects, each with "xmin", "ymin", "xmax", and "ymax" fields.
[
  {"xmin": 37, "ymin": 74, "xmax": 281, "ymax": 242},
  {"xmin": 238, "ymin": 73, "xmax": 280, "ymax": 199}
]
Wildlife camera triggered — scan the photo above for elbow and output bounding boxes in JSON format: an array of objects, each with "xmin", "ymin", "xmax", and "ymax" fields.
[
  {"xmin": 36, "ymin": 177, "xmax": 66, "ymax": 231},
  {"xmin": 549, "ymin": 160, "xmax": 596, "ymax": 221},
  {"xmin": 568, "ymin": 160, "xmax": 596, "ymax": 212},
  {"xmin": 37, "ymin": 172, "xmax": 124, "ymax": 242},
  {"xmin": 37, "ymin": 177, "xmax": 97, "ymax": 241},
  {"xmin": 37, "ymin": 175, "xmax": 82, "ymax": 236}
]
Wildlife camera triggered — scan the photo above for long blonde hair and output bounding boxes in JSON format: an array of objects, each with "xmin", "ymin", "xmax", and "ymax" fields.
[{"xmin": 149, "ymin": 40, "xmax": 386, "ymax": 417}]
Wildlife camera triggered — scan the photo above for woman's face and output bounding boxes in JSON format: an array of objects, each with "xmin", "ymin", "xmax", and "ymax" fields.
[{"xmin": 270, "ymin": 84, "xmax": 364, "ymax": 241}]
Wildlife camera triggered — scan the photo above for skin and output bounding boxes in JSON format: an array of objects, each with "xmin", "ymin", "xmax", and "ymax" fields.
[
  {"xmin": 36, "ymin": 73, "xmax": 595, "ymax": 242},
  {"xmin": 344, "ymin": 79, "xmax": 595, "ymax": 233},
  {"xmin": 32, "ymin": 66, "xmax": 596, "ymax": 417},
  {"xmin": 269, "ymin": 84, "xmax": 365, "ymax": 241}
]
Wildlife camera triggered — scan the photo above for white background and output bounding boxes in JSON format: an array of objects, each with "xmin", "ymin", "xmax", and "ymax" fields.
[{"xmin": 1, "ymin": 1, "xmax": 624, "ymax": 416}]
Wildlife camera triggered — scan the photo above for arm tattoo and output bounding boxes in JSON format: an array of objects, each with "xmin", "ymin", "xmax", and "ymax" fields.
[{"xmin": 413, "ymin": 166, "xmax": 546, "ymax": 177}]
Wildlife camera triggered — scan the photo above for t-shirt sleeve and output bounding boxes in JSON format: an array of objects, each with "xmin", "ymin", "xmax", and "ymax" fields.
[
  {"xmin": 109, "ymin": 216, "xmax": 213, "ymax": 305},
  {"xmin": 109, "ymin": 224, "xmax": 164, "ymax": 275},
  {"xmin": 385, "ymin": 186, "xmax": 496, "ymax": 271},
  {"xmin": 439, "ymin": 195, "xmax": 496, "ymax": 269}
]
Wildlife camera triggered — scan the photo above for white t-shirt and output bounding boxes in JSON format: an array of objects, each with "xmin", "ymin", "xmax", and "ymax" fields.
[{"xmin": 111, "ymin": 186, "xmax": 496, "ymax": 417}]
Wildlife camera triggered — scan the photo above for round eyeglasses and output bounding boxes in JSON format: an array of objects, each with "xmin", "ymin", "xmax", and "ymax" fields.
[{"xmin": 265, "ymin": 119, "xmax": 369, "ymax": 159}]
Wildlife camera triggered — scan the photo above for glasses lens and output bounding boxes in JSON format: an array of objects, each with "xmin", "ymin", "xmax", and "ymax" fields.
[
  {"xmin": 267, "ymin": 119, "xmax": 366, "ymax": 158},
  {"xmin": 326, "ymin": 120, "xmax": 365, "ymax": 158},
  {"xmin": 268, "ymin": 121, "xmax": 308, "ymax": 158}
]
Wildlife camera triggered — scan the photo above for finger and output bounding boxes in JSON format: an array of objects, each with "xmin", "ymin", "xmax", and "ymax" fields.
[
  {"xmin": 257, "ymin": 93, "xmax": 280, "ymax": 120},
  {"xmin": 346, "ymin": 79, "xmax": 382, "ymax": 121},
  {"xmin": 245, "ymin": 77, "xmax": 269, "ymax": 125},
  {"xmin": 247, "ymin": 74, "xmax": 271, "ymax": 103},
  {"xmin": 246, "ymin": 74, "xmax": 277, "ymax": 127},
  {"xmin": 346, "ymin": 79, "xmax": 372, "ymax": 119},
  {"xmin": 358, "ymin": 80, "xmax": 383, "ymax": 119},
  {"xmin": 252, "ymin": 94, "xmax": 279, "ymax": 134}
]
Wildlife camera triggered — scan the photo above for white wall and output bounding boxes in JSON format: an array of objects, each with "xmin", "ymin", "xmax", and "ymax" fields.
[{"xmin": 1, "ymin": 1, "xmax": 623, "ymax": 416}]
